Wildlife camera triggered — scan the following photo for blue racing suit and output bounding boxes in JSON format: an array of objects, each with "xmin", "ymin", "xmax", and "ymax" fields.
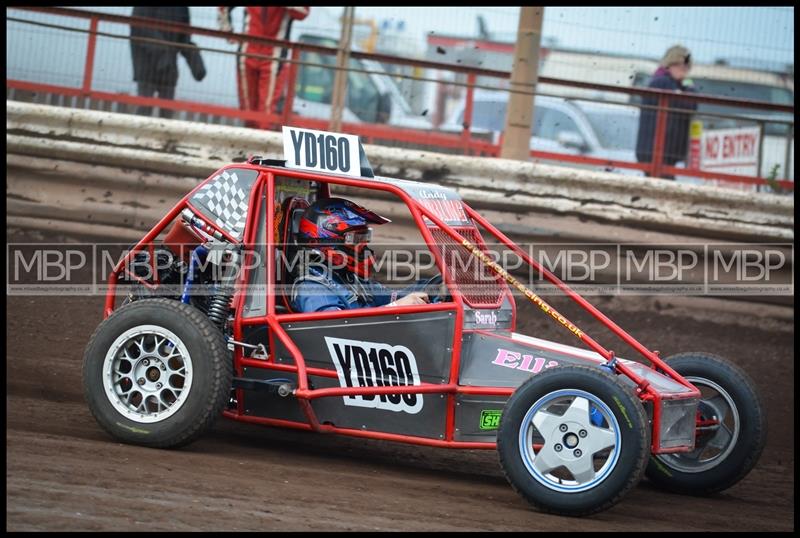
[{"xmin": 291, "ymin": 264, "xmax": 426, "ymax": 313}]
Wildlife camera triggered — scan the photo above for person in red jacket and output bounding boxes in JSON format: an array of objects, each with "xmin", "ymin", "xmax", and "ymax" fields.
[{"xmin": 218, "ymin": 6, "xmax": 310, "ymax": 129}]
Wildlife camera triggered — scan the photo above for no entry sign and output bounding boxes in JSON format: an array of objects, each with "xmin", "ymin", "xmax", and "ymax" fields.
[{"xmin": 689, "ymin": 121, "xmax": 761, "ymax": 177}]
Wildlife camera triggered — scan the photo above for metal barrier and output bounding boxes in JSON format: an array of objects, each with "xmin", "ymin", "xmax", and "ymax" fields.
[
  {"xmin": 8, "ymin": 101, "xmax": 794, "ymax": 243},
  {"xmin": 6, "ymin": 6, "xmax": 795, "ymax": 189}
]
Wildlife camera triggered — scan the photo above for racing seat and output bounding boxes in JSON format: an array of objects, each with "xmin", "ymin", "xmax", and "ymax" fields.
[{"xmin": 276, "ymin": 196, "xmax": 310, "ymax": 312}]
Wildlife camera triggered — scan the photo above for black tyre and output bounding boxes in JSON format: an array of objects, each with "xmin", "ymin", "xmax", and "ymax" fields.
[
  {"xmin": 646, "ymin": 352, "xmax": 766, "ymax": 495},
  {"xmin": 82, "ymin": 298, "xmax": 232, "ymax": 448},
  {"xmin": 497, "ymin": 365, "xmax": 649, "ymax": 517}
]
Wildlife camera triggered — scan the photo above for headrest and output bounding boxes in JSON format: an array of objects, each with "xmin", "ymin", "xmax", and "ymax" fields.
[
  {"xmin": 290, "ymin": 206, "xmax": 306, "ymax": 238},
  {"xmin": 279, "ymin": 196, "xmax": 310, "ymax": 247}
]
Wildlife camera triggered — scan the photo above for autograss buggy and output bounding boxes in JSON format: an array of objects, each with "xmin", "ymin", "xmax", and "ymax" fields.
[{"xmin": 83, "ymin": 127, "xmax": 766, "ymax": 516}]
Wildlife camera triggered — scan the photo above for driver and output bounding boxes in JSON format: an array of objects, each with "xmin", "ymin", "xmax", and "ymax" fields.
[{"xmin": 290, "ymin": 197, "xmax": 431, "ymax": 313}]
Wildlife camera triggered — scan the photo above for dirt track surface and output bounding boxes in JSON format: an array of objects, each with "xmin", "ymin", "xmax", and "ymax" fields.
[{"xmin": 6, "ymin": 230, "xmax": 795, "ymax": 532}]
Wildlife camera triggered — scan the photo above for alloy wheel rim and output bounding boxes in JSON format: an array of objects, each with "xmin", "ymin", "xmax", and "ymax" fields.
[
  {"xmin": 102, "ymin": 325, "xmax": 193, "ymax": 424},
  {"xmin": 519, "ymin": 389, "xmax": 621, "ymax": 493}
]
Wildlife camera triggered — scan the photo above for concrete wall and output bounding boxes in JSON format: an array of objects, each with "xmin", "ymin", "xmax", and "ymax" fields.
[{"xmin": 6, "ymin": 100, "xmax": 794, "ymax": 242}]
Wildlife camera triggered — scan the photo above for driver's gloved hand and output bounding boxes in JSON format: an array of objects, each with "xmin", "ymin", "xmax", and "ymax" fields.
[{"xmin": 390, "ymin": 292, "xmax": 430, "ymax": 307}]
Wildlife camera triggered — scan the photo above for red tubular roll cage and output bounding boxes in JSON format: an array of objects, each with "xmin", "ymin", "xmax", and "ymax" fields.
[{"xmin": 105, "ymin": 164, "xmax": 700, "ymax": 454}]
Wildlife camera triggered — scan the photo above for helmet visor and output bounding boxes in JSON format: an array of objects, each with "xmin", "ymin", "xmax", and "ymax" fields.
[{"xmin": 343, "ymin": 228, "xmax": 372, "ymax": 246}]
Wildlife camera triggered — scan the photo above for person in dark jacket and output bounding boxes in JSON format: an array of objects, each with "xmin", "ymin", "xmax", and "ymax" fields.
[
  {"xmin": 130, "ymin": 6, "xmax": 206, "ymax": 118},
  {"xmin": 635, "ymin": 45, "xmax": 697, "ymax": 179}
]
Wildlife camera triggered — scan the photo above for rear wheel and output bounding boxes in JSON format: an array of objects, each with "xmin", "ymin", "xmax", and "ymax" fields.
[
  {"xmin": 646, "ymin": 352, "xmax": 766, "ymax": 494},
  {"xmin": 82, "ymin": 298, "xmax": 232, "ymax": 448},
  {"xmin": 497, "ymin": 365, "xmax": 649, "ymax": 516}
]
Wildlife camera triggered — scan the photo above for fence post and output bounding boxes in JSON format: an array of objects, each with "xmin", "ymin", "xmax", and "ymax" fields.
[
  {"xmin": 651, "ymin": 94, "xmax": 668, "ymax": 178},
  {"xmin": 283, "ymin": 48, "xmax": 300, "ymax": 127},
  {"xmin": 329, "ymin": 6, "xmax": 355, "ymax": 132},
  {"xmin": 756, "ymin": 119, "xmax": 765, "ymax": 181},
  {"xmin": 432, "ymin": 76, "xmax": 447, "ymax": 130},
  {"xmin": 784, "ymin": 124, "xmax": 794, "ymax": 181},
  {"xmin": 500, "ymin": 6, "xmax": 544, "ymax": 160},
  {"xmin": 81, "ymin": 17, "xmax": 99, "ymax": 96},
  {"xmin": 461, "ymin": 72, "xmax": 476, "ymax": 155}
]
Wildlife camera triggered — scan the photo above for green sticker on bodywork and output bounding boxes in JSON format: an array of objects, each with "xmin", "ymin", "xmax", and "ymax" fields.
[{"xmin": 479, "ymin": 410, "xmax": 502, "ymax": 430}]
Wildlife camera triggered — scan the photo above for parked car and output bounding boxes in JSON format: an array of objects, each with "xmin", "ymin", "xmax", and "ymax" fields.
[
  {"xmin": 440, "ymin": 92, "xmax": 643, "ymax": 175},
  {"xmin": 292, "ymin": 33, "xmax": 431, "ymax": 130}
]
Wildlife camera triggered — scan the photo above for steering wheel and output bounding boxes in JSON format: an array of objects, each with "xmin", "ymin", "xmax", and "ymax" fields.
[{"xmin": 421, "ymin": 274, "xmax": 451, "ymax": 304}]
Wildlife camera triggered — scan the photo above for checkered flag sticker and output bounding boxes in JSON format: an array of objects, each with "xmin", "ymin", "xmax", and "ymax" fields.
[{"xmin": 190, "ymin": 169, "xmax": 258, "ymax": 241}]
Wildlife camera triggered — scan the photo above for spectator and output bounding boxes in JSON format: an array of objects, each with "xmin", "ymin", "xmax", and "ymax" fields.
[
  {"xmin": 635, "ymin": 45, "xmax": 697, "ymax": 179},
  {"xmin": 130, "ymin": 7, "xmax": 206, "ymax": 119},
  {"xmin": 217, "ymin": 7, "xmax": 310, "ymax": 129}
]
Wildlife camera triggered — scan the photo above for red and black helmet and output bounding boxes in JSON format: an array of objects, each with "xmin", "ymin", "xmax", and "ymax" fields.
[{"xmin": 297, "ymin": 197, "xmax": 390, "ymax": 278}]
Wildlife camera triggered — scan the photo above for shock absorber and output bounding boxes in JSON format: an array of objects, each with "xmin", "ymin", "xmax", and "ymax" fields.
[{"xmin": 207, "ymin": 247, "xmax": 241, "ymax": 330}]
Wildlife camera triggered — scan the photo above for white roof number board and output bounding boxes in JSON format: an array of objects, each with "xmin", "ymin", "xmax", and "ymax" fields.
[{"xmin": 282, "ymin": 126, "xmax": 362, "ymax": 178}]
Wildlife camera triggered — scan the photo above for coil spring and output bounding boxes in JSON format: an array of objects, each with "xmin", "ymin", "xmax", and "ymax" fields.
[{"xmin": 207, "ymin": 286, "xmax": 233, "ymax": 329}]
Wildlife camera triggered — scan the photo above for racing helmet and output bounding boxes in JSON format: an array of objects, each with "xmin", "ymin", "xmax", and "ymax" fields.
[{"xmin": 296, "ymin": 197, "xmax": 390, "ymax": 278}]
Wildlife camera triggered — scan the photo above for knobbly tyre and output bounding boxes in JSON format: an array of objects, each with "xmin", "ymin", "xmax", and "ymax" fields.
[{"xmin": 82, "ymin": 126, "xmax": 766, "ymax": 517}]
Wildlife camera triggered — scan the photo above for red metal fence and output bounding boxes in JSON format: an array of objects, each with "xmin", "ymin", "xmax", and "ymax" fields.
[{"xmin": 6, "ymin": 7, "xmax": 794, "ymax": 190}]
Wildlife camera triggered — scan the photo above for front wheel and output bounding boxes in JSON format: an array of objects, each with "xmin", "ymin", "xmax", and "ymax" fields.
[
  {"xmin": 82, "ymin": 298, "xmax": 232, "ymax": 448},
  {"xmin": 646, "ymin": 352, "xmax": 766, "ymax": 495},
  {"xmin": 497, "ymin": 365, "xmax": 650, "ymax": 517}
]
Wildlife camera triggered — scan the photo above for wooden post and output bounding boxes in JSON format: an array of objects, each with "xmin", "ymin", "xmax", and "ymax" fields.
[
  {"xmin": 500, "ymin": 7, "xmax": 544, "ymax": 160},
  {"xmin": 329, "ymin": 7, "xmax": 355, "ymax": 132}
]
